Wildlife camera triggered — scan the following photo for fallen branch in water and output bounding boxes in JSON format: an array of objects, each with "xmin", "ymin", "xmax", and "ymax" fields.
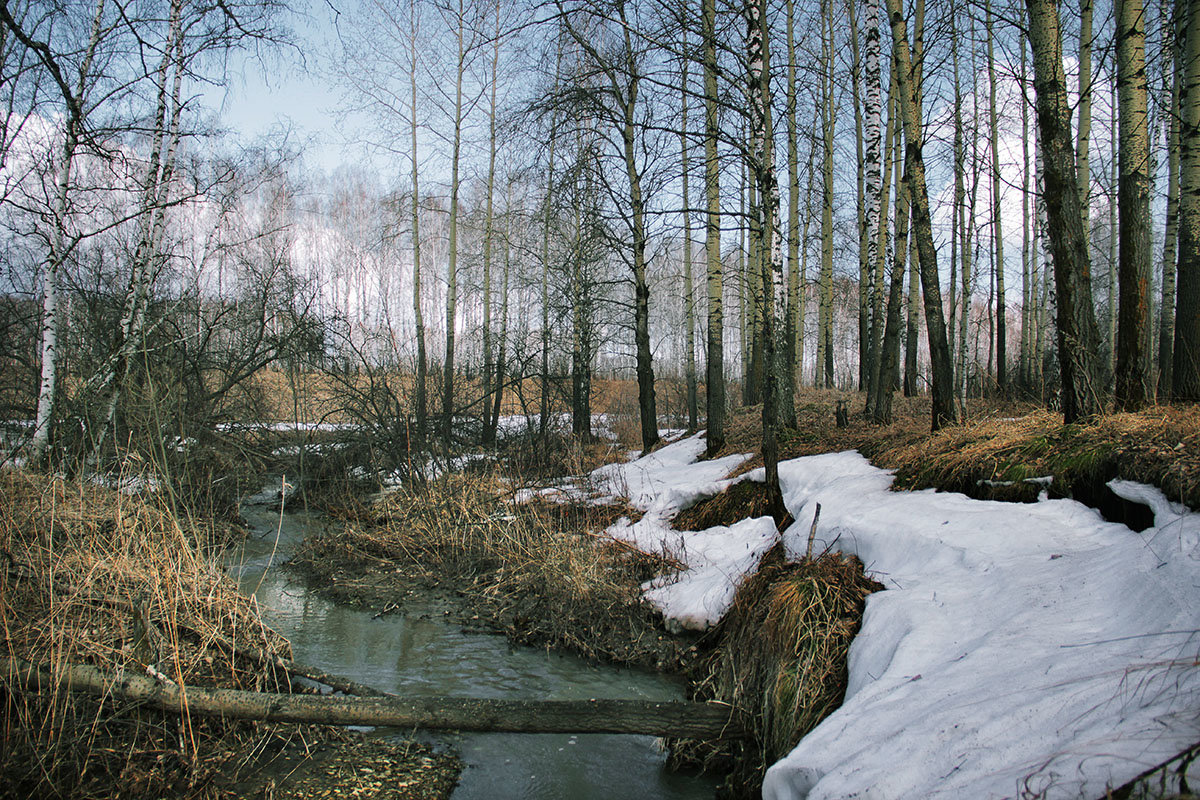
[{"xmin": 2, "ymin": 656, "xmax": 745, "ymax": 738}]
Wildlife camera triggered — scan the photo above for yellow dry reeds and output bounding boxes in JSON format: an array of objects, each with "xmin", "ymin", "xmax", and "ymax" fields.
[
  {"xmin": 0, "ymin": 468, "xmax": 291, "ymax": 799},
  {"xmin": 296, "ymin": 470, "xmax": 693, "ymax": 669},
  {"xmin": 687, "ymin": 548, "xmax": 881, "ymax": 796},
  {"xmin": 883, "ymin": 406, "xmax": 1200, "ymax": 509}
]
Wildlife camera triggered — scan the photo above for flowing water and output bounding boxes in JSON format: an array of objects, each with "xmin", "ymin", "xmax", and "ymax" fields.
[{"xmin": 227, "ymin": 499, "xmax": 718, "ymax": 800}]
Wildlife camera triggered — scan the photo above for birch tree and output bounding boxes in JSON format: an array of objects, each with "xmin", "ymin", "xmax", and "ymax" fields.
[
  {"xmin": 745, "ymin": 0, "xmax": 785, "ymax": 518},
  {"xmin": 2, "ymin": 0, "xmax": 110, "ymax": 464},
  {"xmin": 1114, "ymin": 0, "xmax": 1152, "ymax": 409},
  {"xmin": 557, "ymin": 0, "xmax": 660, "ymax": 453},
  {"xmin": 1025, "ymin": 0, "xmax": 1104, "ymax": 420},
  {"xmin": 985, "ymin": 0, "xmax": 1006, "ymax": 392},
  {"xmin": 816, "ymin": 0, "xmax": 835, "ymax": 389},
  {"xmin": 1158, "ymin": 0, "xmax": 1179, "ymax": 397},
  {"xmin": 886, "ymin": 0, "xmax": 956, "ymax": 430},
  {"xmin": 703, "ymin": 0, "xmax": 724, "ymax": 455},
  {"xmin": 862, "ymin": 0, "xmax": 883, "ymax": 399},
  {"xmin": 679, "ymin": 37, "xmax": 698, "ymax": 432}
]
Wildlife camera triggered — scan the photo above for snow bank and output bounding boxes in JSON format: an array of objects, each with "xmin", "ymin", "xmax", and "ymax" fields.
[
  {"xmin": 593, "ymin": 433, "xmax": 760, "ymax": 630},
  {"xmin": 595, "ymin": 442, "xmax": 1199, "ymax": 797},
  {"xmin": 608, "ymin": 513, "xmax": 777, "ymax": 631},
  {"xmin": 592, "ymin": 433, "xmax": 753, "ymax": 517},
  {"xmin": 765, "ymin": 451, "xmax": 1200, "ymax": 800}
]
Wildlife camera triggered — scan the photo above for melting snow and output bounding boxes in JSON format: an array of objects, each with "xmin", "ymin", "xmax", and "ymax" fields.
[{"xmin": 594, "ymin": 441, "xmax": 1200, "ymax": 799}]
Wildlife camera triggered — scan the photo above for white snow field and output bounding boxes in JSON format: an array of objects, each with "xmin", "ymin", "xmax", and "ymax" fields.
[{"xmin": 593, "ymin": 436, "xmax": 1200, "ymax": 799}]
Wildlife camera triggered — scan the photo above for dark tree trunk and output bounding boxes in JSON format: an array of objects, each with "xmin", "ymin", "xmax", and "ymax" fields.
[
  {"xmin": 1025, "ymin": 0, "xmax": 1105, "ymax": 421},
  {"xmin": 886, "ymin": 0, "xmax": 957, "ymax": 431}
]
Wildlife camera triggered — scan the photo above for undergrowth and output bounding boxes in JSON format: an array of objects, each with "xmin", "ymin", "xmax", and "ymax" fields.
[
  {"xmin": 296, "ymin": 471, "xmax": 697, "ymax": 669},
  {"xmin": 683, "ymin": 547, "xmax": 879, "ymax": 796},
  {"xmin": 883, "ymin": 406, "xmax": 1200, "ymax": 510},
  {"xmin": 0, "ymin": 469, "xmax": 293, "ymax": 799}
]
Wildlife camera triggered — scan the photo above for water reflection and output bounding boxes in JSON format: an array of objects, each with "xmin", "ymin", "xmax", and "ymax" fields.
[{"xmin": 228, "ymin": 502, "xmax": 716, "ymax": 800}]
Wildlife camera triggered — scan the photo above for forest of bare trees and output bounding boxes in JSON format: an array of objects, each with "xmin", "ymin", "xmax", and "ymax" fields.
[{"xmin": 0, "ymin": 0, "xmax": 1196, "ymax": 485}]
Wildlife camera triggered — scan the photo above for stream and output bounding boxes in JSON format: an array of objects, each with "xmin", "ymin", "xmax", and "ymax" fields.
[{"xmin": 226, "ymin": 498, "xmax": 719, "ymax": 799}]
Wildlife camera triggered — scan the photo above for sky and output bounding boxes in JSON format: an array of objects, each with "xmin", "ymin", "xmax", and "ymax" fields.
[{"xmin": 199, "ymin": 0, "xmax": 365, "ymax": 176}]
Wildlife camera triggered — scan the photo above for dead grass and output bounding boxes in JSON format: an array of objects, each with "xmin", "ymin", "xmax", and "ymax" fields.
[
  {"xmin": 674, "ymin": 479, "xmax": 781, "ymax": 531},
  {"xmin": 679, "ymin": 547, "xmax": 882, "ymax": 796},
  {"xmin": 296, "ymin": 471, "xmax": 697, "ymax": 669},
  {"xmin": 715, "ymin": 390, "xmax": 1198, "ymax": 512},
  {"xmin": 882, "ymin": 405, "xmax": 1200, "ymax": 509},
  {"xmin": 0, "ymin": 468, "xmax": 293, "ymax": 799}
]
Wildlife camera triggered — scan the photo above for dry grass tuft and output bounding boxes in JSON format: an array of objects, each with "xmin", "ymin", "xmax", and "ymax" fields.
[
  {"xmin": 674, "ymin": 479, "xmax": 778, "ymax": 531},
  {"xmin": 715, "ymin": 392, "xmax": 1198, "ymax": 512},
  {"xmin": 680, "ymin": 547, "xmax": 881, "ymax": 796},
  {"xmin": 296, "ymin": 470, "xmax": 696, "ymax": 669},
  {"xmin": 0, "ymin": 469, "xmax": 292, "ymax": 799},
  {"xmin": 882, "ymin": 405, "xmax": 1200, "ymax": 509}
]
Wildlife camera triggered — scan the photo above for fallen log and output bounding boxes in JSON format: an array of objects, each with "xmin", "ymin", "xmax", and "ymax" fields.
[{"xmin": 2, "ymin": 657, "xmax": 743, "ymax": 739}]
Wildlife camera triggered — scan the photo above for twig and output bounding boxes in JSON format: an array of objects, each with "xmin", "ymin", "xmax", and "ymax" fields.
[{"xmin": 805, "ymin": 503, "xmax": 822, "ymax": 560}]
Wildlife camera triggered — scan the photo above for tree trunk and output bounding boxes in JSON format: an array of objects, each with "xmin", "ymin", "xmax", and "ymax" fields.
[
  {"xmin": 862, "ymin": 0, "xmax": 884, "ymax": 403},
  {"xmin": 746, "ymin": 0, "xmax": 786, "ymax": 520},
  {"xmin": 1077, "ymin": 0, "xmax": 1094, "ymax": 230},
  {"xmin": 904, "ymin": 220, "xmax": 919, "ymax": 396},
  {"xmin": 442, "ymin": 0, "xmax": 467, "ymax": 451},
  {"xmin": 948, "ymin": 0, "xmax": 963, "ymax": 386},
  {"xmin": 409, "ymin": 4, "xmax": 427, "ymax": 447},
  {"xmin": 490, "ymin": 182, "xmax": 511, "ymax": 438},
  {"xmin": 818, "ymin": 0, "xmax": 835, "ymax": 389},
  {"xmin": 703, "ymin": 0, "xmax": 725, "ymax": 456},
  {"xmin": 680, "ymin": 47, "xmax": 698, "ymax": 433},
  {"xmin": 541, "ymin": 41, "xmax": 563, "ymax": 439},
  {"xmin": 849, "ymin": 0, "xmax": 868, "ymax": 391},
  {"xmin": 986, "ymin": 0, "xmax": 1006, "ymax": 392},
  {"xmin": 1173, "ymin": 0, "xmax": 1200, "ymax": 400},
  {"xmin": 1024, "ymin": 0, "xmax": 1105, "ymax": 420},
  {"xmin": 92, "ymin": 0, "xmax": 184, "ymax": 462},
  {"xmin": 27, "ymin": 0, "xmax": 106, "ymax": 465},
  {"xmin": 1158, "ymin": 0, "xmax": 1179, "ymax": 398},
  {"xmin": 886, "ymin": 0, "xmax": 957, "ymax": 430},
  {"xmin": 746, "ymin": 176, "xmax": 764, "ymax": 404},
  {"xmin": 481, "ymin": 2, "xmax": 501, "ymax": 445},
  {"xmin": 1114, "ymin": 0, "xmax": 1153, "ymax": 409},
  {"xmin": 870, "ymin": 92, "xmax": 909, "ymax": 425},
  {"xmin": 865, "ymin": 82, "xmax": 895, "ymax": 416},
  {"xmin": 785, "ymin": 0, "xmax": 801, "ymax": 414},
  {"xmin": 1021, "ymin": 36, "xmax": 1033, "ymax": 392},
  {"xmin": 4, "ymin": 658, "xmax": 742, "ymax": 739}
]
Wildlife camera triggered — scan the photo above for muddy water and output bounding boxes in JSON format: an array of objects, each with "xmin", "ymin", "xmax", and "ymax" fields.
[{"xmin": 227, "ymin": 502, "xmax": 718, "ymax": 800}]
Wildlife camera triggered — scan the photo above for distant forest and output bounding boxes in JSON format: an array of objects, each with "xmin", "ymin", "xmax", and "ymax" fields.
[{"xmin": 0, "ymin": 0, "xmax": 1195, "ymax": 484}]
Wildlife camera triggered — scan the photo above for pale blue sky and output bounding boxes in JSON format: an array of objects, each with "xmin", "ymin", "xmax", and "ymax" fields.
[{"xmin": 201, "ymin": 2, "xmax": 368, "ymax": 175}]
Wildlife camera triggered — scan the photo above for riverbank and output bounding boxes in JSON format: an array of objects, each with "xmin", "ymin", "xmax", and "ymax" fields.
[
  {"xmin": 0, "ymin": 469, "xmax": 459, "ymax": 799},
  {"xmin": 292, "ymin": 436, "xmax": 880, "ymax": 796},
  {"xmin": 291, "ymin": 393, "xmax": 1199, "ymax": 797},
  {"xmin": 719, "ymin": 391, "xmax": 1200, "ymax": 513},
  {"xmin": 5, "ymin": 391, "xmax": 1194, "ymax": 798}
]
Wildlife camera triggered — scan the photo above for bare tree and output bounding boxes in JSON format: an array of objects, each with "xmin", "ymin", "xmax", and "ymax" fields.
[
  {"xmin": 1114, "ymin": 0, "xmax": 1152, "ymax": 409},
  {"xmin": 1025, "ymin": 0, "xmax": 1104, "ymax": 420},
  {"xmin": 886, "ymin": 0, "xmax": 956, "ymax": 430}
]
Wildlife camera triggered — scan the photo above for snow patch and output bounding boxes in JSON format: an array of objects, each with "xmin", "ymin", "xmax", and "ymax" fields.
[{"xmin": 590, "ymin": 443, "xmax": 1200, "ymax": 797}]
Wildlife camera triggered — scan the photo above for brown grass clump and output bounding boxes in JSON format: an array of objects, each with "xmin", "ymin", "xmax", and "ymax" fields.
[
  {"xmin": 674, "ymin": 479, "xmax": 779, "ymax": 531},
  {"xmin": 296, "ymin": 471, "xmax": 696, "ymax": 669},
  {"xmin": 714, "ymin": 391, "xmax": 1198, "ymax": 513},
  {"xmin": 882, "ymin": 405, "xmax": 1200, "ymax": 509},
  {"xmin": 0, "ymin": 469, "xmax": 292, "ymax": 799},
  {"xmin": 681, "ymin": 547, "xmax": 881, "ymax": 796}
]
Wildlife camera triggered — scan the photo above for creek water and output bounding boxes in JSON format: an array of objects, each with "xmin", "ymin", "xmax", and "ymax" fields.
[{"xmin": 226, "ymin": 500, "xmax": 718, "ymax": 800}]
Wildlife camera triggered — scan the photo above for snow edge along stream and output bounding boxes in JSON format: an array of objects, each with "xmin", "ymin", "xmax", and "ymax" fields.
[{"xmin": 588, "ymin": 435, "xmax": 1200, "ymax": 800}]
